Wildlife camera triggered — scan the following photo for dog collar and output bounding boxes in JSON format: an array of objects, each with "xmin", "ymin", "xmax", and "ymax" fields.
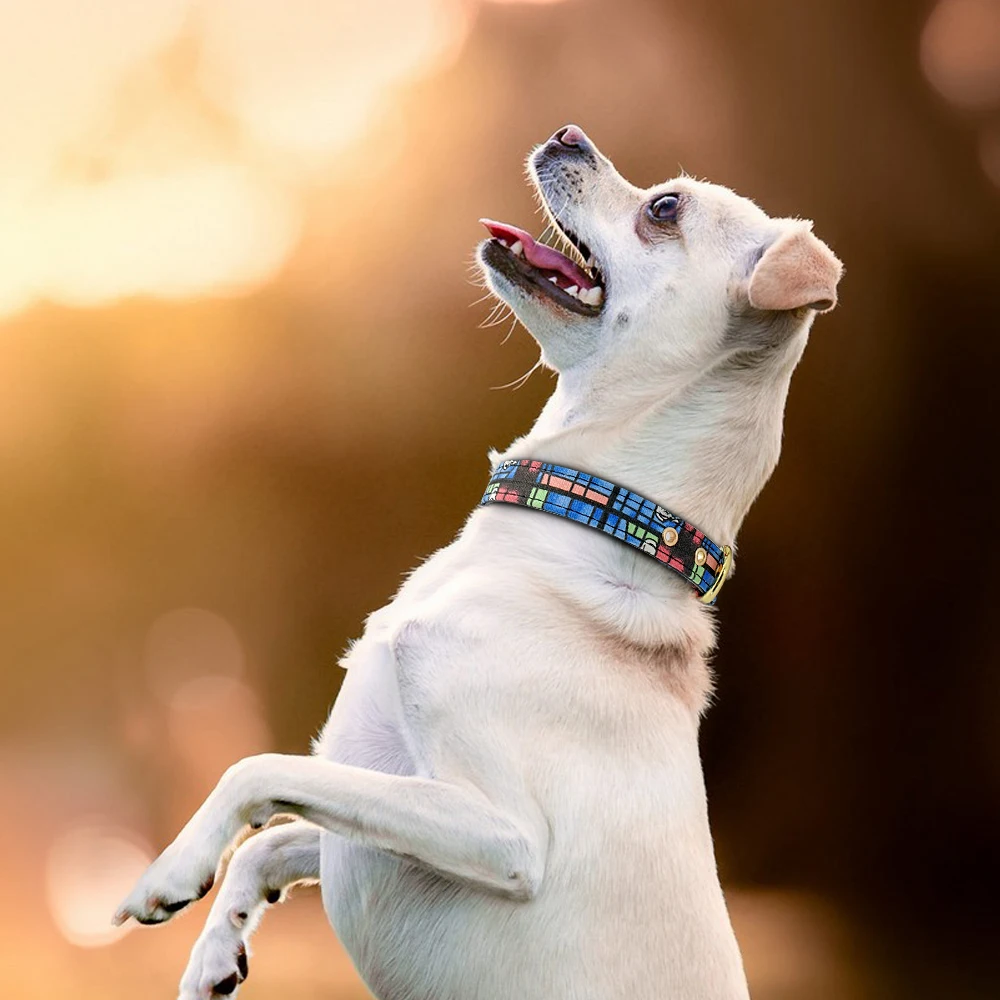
[{"xmin": 480, "ymin": 459, "xmax": 733, "ymax": 604}]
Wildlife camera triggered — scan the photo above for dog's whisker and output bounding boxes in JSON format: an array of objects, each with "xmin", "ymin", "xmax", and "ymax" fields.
[
  {"xmin": 489, "ymin": 355, "xmax": 541, "ymax": 391},
  {"xmin": 478, "ymin": 301, "xmax": 512, "ymax": 329},
  {"xmin": 480, "ymin": 305, "xmax": 514, "ymax": 330},
  {"xmin": 499, "ymin": 313, "xmax": 520, "ymax": 345}
]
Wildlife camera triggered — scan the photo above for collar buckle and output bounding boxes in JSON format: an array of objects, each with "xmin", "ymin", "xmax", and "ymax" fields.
[{"xmin": 699, "ymin": 545, "xmax": 733, "ymax": 605}]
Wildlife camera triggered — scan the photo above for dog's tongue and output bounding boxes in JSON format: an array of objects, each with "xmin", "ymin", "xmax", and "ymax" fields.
[{"xmin": 480, "ymin": 219, "xmax": 597, "ymax": 290}]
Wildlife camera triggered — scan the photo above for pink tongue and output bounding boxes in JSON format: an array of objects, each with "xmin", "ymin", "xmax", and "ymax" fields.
[{"xmin": 480, "ymin": 219, "xmax": 596, "ymax": 290}]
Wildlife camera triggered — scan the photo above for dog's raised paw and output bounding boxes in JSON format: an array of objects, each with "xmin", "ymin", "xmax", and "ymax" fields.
[{"xmin": 113, "ymin": 847, "xmax": 217, "ymax": 928}]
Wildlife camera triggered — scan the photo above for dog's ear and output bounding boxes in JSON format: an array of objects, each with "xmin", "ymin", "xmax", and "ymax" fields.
[{"xmin": 748, "ymin": 223, "xmax": 843, "ymax": 314}]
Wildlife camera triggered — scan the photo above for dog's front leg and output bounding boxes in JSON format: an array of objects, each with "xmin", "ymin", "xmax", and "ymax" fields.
[
  {"xmin": 178, "ymin": 820, "xmax": 320, "ymax": 1000},
  {"xmin": 115, "ymin": 753, "xmax": 545, "ymax": 926}
]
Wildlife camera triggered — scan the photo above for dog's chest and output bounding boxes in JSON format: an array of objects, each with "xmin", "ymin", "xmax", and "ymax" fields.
[
  {"xmin": 315, "ymin": 639, "xmax": 417, "ymax": 777},
  {"xmin": 310, "ymin": 592, "xmax": 747, "ymax": 1000}
]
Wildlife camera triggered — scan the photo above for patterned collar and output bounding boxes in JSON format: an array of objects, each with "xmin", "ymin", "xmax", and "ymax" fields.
[{"xmin": 480, "ymin": 458, "xmax": 733, "ymax": 605}]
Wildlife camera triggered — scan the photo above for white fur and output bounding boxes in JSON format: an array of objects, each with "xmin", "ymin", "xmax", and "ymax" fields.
[
  {"xmin": 115, "ymin": 125, "xmax": 839, "ymax": 1000},
  {"xmin": 178, "ymin": 821, "xmax": 320, "ymax": 998}
]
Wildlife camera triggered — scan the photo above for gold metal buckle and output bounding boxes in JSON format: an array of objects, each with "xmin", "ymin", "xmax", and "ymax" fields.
[{"xmin": 699, "ymin": 544, "xmax": 733, "ymax": 605}]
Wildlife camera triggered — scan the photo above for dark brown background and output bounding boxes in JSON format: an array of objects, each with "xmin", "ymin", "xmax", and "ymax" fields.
[{"xmin": 1, "ymin": 1, "xmax": 998, "ymax": 997}]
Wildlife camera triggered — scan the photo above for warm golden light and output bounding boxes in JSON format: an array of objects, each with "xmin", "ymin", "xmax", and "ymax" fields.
[
  {"xmin": 168, "ymin": 675, "xmax": 273, "ymax": 780},
  {"xmin": 4, "ymin": 4, "xmax": 992, "ymax": 998},
  {"xmin": 727, "ymin": 889, "xmax": 859, "ymax": 1000},
  {"xmin": 45, "ymin": 824, "xmax": 152, "ymax": 948},
  {"xmin": 7, "ymin": 164, "xmax": 299, "ymax": 313},
  {"xmin": 199, "ymin": 0, "xmax": 471, "ymax": 162},
  {"xmin": 0, "ymin": 0, "xmax": 472, "ymax": 318},
  {"xmin": 143, "ymin": 607, "xmax": 246, "ymax": 704}
]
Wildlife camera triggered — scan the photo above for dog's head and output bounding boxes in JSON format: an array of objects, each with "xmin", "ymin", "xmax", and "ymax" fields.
[{"xmin": 478, "ymin": 125, "xmax": 842, "ymax": 404}]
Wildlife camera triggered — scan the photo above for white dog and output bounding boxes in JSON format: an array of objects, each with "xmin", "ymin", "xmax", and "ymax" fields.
[{"xmin": 115, "ymin": 124, "xmax": 842, "ymax": 1000}]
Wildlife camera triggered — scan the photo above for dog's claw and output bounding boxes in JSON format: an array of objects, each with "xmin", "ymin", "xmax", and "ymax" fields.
[
  {"xmin": 111, "ymin": 894, "xmax": 183, "ymax": 927},
  {"xmin": 112, "ymin": 901, "xmax": 165, "ymax": 927}
]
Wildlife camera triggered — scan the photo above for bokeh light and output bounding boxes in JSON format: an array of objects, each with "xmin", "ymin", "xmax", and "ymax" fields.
[
  {"xmin": 143, "ymin": 608, "xmax": 246, "ymax": 704},
  {"xmin": 168, "ymin": 675, "xmax": 272, "ymax": 780},
  {"xmin": 0, "ymin": 0, "xmax": 474, "ymax": 317},
  {"xmin": 2, "ymin": 1, "xmax": 997, "ymax": 998},
  {"xmin": 9, "ymin": 164, "xmax": 300, "ymax": 312},
  {"xmin": 920, "ymin": 0, "xmax": 1000, "ymax": 109},
  {"xmin": 198, "ymin": 0, "xmax": 471, "ymax": 162},
  {"xmin": 728, "ymin": 890, "xmax": 859, "ymax": 1000},
  {"xmin": 45, "ymin": 823, "xmax": 152, "ymax": 948}
]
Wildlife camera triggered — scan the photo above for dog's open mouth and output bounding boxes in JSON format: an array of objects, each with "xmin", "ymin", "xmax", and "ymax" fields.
[{"xmin": 480, "ymin": 219, "xmax": 606, "ymax": 317}]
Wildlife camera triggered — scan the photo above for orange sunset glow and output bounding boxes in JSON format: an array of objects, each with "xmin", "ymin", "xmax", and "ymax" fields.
[
  {"xmin": 0, "ymin": 0, "xmax": 482, "ymax": 317},
  {"xmin": 2, "ymin": 1, "xmax": 998, "ymax": 998}
]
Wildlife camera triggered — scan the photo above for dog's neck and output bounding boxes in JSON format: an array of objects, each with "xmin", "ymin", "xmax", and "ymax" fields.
[{"xmin": 497, "ymin": 333, "xmax": 808, "ymax": 547}]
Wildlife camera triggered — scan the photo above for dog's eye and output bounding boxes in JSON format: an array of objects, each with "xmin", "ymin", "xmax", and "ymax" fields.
[{"xmin": 648, "ymin": 194, "xmax": 681, "ymax": 222}]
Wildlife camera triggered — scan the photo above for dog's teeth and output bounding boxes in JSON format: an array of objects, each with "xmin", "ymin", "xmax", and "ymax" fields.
[
  {"xmin": 565, "ymin": 285, "xmax": 579, "ymax": 298},
  {"xmin": 510, "ymin": 240, "xmax": 524, "ymax": 257},
  {"xmin": 579, "ymin": 287, "xmax": 604, "ymax": 307},
  {"xmin": 499, "ymin": 239, "xmax": 509, "ymax": 248},
  {"xmin": 548, "ymin": 275, "xmax": 559, "ymax": 283},
  {"xmin": 586, "ymin": 256, "xmax": 596, "ymax": 268}
]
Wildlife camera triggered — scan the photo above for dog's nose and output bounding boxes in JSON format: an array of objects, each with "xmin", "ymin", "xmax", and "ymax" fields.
[{"xmin": 552, "ymin": 124, "xmax": 588, "ymax": 148}]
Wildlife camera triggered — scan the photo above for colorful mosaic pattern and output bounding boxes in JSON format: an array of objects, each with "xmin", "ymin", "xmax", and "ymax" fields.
[{"xmin": 480, "ymin": 458, "xmax": 729, "ymax": 603}]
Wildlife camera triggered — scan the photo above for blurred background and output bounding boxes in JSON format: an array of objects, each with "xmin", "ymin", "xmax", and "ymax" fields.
[{"xmin": 0, "ymin": 0, "xmax": 997, "ymax": 997}]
